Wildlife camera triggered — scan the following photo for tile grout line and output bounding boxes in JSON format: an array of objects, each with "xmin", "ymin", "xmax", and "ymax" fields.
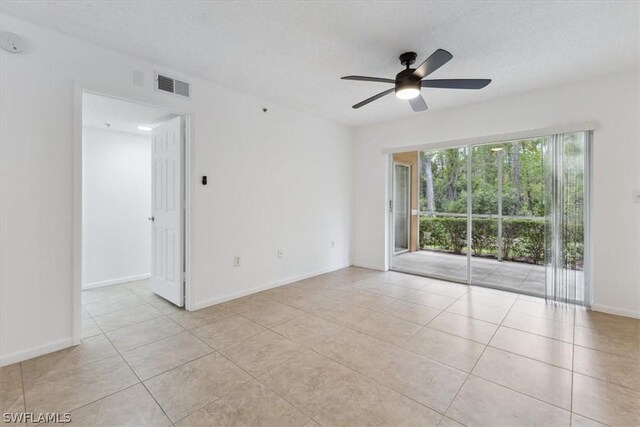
[
  {"xmin": 84, "ymin": 289, "xmax": 161, "ymax": 331},
  {"xmin": 160, "ymin": 350, "xmax": 254, "ymax": 425},
  {"xmin": 92, "ymin": 300, "xmax": 173, "ymax": 333},
  {"xmin": 164, "ymin": 306, "xmax": 328, "ymax": 424},
  {"xmin": 570, "ymin": 305, "xmax": 577, "ymax": 425},
  {"xmin": 569, "ymin": 368, "xmax": 640, "ymax": 394},
  {"xmin": 439, "ymin": 293, "xmax": 519, "ymax": 422},
  {"xmin": 83, "ymin": 298, "xmax": 187, "ymax": 358},
  {"xmin": 62, "ymin": 382, "xmax": 144, "ymax": 419},
  {"xmin": 259, "ymin": 278, "xmax": 504, "ymax": 377},
  {"xmin": 488, "ymin": 306, "xmax": 640, "ymax": 393},
  {"xmin": 109, "ymin": 326, "xmax": 187, "ymax": 355},
  {"xmin": 467, "ymin": 301, "xmax": 610, "ymax": 414},
  {"xmin": 88, "ymin": 319, "xmax": 175, "ymax": 424},
  {"xmin": 95, "ymin": 309, "xmax": 168, "ymax": 335},
  {"xmin": 204, "ymin": 351, "xmax": 313, "ymax": 424},
  {"xmin": 79, "ymin": 288, "xmax": 213, "ymax": 423},
  {"xmin": 257, "ymin": 281, "xmax": 449, "ymax": 350},
  {"xmin": 130, "ymin": 327, "xmax": 219, "ymax": 383},
  {"xmin": 167, "ymin": 322, "xmax": 313, "ymax": 426},
  {"xmin": 82, "ymin": 285, "xmax": 148, "ymax": 316},
  {"xmin": 33, "ymin": 296, "xmax": 144, "ymax": 416},
  {"xmin": 232, "ymin": 311, "xmax": 364, "ymax": 424},
  {"xmin": 482, "ymin": 342, "xmax": 571, "ymax": 372},
  {"xmin": 568, "ymin": 315, "xmax": 614, "ymax": 427},
  {"xmin": 289, "ymin": 283, "xmax": 474, "ymax": 418},
  {"xmin": 18, "ymin": 359, "xmax": 27, "ymax": 415},
  {"xmin": 499, "ymin": 317, "xmax": 575, "ymax": 343},
  {"xmin": 463, "ymin": 374, "xmax": 574, "ymax": 413},
  {"xmin": 105, "ymin": 310, "xmax": 268, "ymax": 424},
  {"xmin": 462, "ymin": 298, "xmax": 625, "ymax": 419}
]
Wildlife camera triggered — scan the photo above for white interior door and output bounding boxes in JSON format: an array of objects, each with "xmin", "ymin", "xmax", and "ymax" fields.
[{"xmin": 151, "ymin": 116, "xmax": 184, "ymax": 306}]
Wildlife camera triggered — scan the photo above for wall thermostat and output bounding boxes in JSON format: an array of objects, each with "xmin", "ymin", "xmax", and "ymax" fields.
[{"xmin": 0, "ymin": 32, "xmax": 24, "ymax": 54}]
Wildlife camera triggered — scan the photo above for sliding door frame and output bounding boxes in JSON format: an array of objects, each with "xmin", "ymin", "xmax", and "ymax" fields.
[
  {"xmin": 390, "ymin": 145, "xmax": 470, "ymax": 285},
  {"xmin": 584, "ymin": 131, "xmax": 593, "ymax": 307},
  {"xmin": 391, "ymin": 162, "xmax": 411, "ymax": 255},
  {"xmin": 388, "ymin": 130, "xmax": 593, "ymax": 305}
]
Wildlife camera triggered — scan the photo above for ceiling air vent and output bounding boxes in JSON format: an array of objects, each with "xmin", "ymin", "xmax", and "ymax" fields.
[{"xmin": 155, "ymin": 72, "xmax": 190, "ymax": 98}]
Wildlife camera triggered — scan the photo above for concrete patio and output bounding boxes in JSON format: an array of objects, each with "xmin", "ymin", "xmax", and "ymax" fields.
[{"xmin": 392, "ymin": 250, "xmax": 547, "ymax": 296}]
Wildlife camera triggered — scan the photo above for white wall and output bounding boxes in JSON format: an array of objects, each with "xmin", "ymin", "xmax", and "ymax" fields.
[
  {"xmin": 353, "ymin": 70, "xmax": 640, "ymax": 318},
  {"xmin": 0, "ymin": 14, "xmax": 353, "ymax": 365},
  {"xmin": 82, "ymin": 127, "xmax": 151, "ymax": 288}
]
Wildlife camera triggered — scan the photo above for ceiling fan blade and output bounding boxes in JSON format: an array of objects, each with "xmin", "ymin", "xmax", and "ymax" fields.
[
  {"xmin": 341, "ymin": 76, "xmax": 395, "ymax": 84},
  {"xmin": 409, "ymin": 94, "xmax": 428, "ymax": 112},
  {"xmin": 413, "ymin": 49, "xmax": 453, "ymax": 79},
  {"xmin": 421, "ymin": 79, "xmax": 492, "ymax": 89},
  {"xmin": 352, "ymin": 88, "xmax": 395, "ymax": 109}
]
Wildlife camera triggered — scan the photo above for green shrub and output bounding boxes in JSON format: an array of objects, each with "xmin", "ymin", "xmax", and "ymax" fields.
[
  {"xmin": 471, "ymin": 218, "xmax": 497, "ymax": 256},
  {"xmin": 418, "ymin": 216, "xmax": 570, "ymax": 266},
  {"xmin": 442, "ymin": 218, "xmax": 467, "ymax": 254},
  {"xmin": 504, "ymin": 219, "xmax": 544, "ymax": 264}
]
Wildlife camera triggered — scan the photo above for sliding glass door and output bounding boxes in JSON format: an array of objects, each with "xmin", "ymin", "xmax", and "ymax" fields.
[
  {"xmin": 391, "ymin": 147, "xmax": 469, "ymax": 283},
  {"xmin": 470, "ymin": 138, "xmax": 547, "ymax": 297},
  {"xmin": 393, "ymin": 163, "xmax": 410, "ymax": 254},
  {"xmin": 390, "ymin": 131, "xmax": 590, "ymax": 305}
]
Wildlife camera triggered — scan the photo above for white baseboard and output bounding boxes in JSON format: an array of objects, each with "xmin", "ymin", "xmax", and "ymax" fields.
[
  {"xmin": 83, "ymin": 273, "xmax": 151, "ymax": 290},
  {"xmin": 1, "ymin": 337, "xmax": 74, "ymax": 367},
  {"xmin": 192, "ymin": 262, "xmax": 351, "ymax": 311},
  {"xmin": 351, "ymin": 262, "xmax": 386, "ymax": 271},
  {"xmin": 590, "ymin": 303, "xmax": 640, "ymax": 319}
]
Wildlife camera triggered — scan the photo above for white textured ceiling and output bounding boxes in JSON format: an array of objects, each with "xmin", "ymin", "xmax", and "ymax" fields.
[
  {"xmin": 83, "ymin": 92, "xmax": 177, "ymax": 135},
  {"xmin": 3, "ymin": 1, "xmax": 639, "ymax": 126}
]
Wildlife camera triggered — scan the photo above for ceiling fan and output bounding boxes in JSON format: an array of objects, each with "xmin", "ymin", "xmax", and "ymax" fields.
[{"xmin": 341, "ymin": 49, "xmax": 491, "ymax": 112}]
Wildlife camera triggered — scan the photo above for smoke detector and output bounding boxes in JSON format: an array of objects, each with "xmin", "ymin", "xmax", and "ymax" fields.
[{"xmin": 0, "ymin": 32, "xmax": 24, "ymax": 54}]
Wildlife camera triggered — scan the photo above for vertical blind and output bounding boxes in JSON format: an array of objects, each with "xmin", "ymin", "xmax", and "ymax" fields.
[{"xmin": 544, "ymin": 131, "xmax": 590, "ymax": 305}]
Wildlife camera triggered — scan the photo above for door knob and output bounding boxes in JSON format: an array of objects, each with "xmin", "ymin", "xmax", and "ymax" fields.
[{"xmin": 148, "ymin": 216, "xmax": 155, "ymax": 222}]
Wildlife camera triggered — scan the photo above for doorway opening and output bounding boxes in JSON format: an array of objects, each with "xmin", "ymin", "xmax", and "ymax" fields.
[
  {"xmin": 389, "ymin": 131, "xmax": 591, "ymax": 305},
  {"xmin": 78, "ymin": 91, "xmax": 189, "ymax": 341}
]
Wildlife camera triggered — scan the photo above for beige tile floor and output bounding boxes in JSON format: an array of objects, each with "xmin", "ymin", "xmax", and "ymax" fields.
[{"xmin": 1, "ymin": 268, "xmax": 639, "ymax": 426}]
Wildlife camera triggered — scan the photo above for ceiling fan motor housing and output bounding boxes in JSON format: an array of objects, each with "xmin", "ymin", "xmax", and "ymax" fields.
[{"xmin": 395, "ymin": 68, "xmax": 421, "ymax": 97}]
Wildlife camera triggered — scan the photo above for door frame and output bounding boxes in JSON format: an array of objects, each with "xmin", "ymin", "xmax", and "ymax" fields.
[
  {"xmin": 72, "ymin": 83, "xmax": 193, "ymax": 345},
  {"xmin": 391, "ymin": 162, "xmax": 411, "ymax": 255}
]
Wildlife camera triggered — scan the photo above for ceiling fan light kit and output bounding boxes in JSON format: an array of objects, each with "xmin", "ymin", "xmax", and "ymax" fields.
[{"xmin": 341, "ymin": 49, "xmax": 491, "ymax": 112}]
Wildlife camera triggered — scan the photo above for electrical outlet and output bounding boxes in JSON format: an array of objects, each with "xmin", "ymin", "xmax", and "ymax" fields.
[
  {"xmin": 234, "ymin": 256, "xmax": 240, "ymax": 267},
  {"xmin": 277, "ymin": 248, "xmax": 284, "ymax": 259},
  {"xmin": 330, "ymin": 241, "xmax": 335, "ymax": 248}
]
